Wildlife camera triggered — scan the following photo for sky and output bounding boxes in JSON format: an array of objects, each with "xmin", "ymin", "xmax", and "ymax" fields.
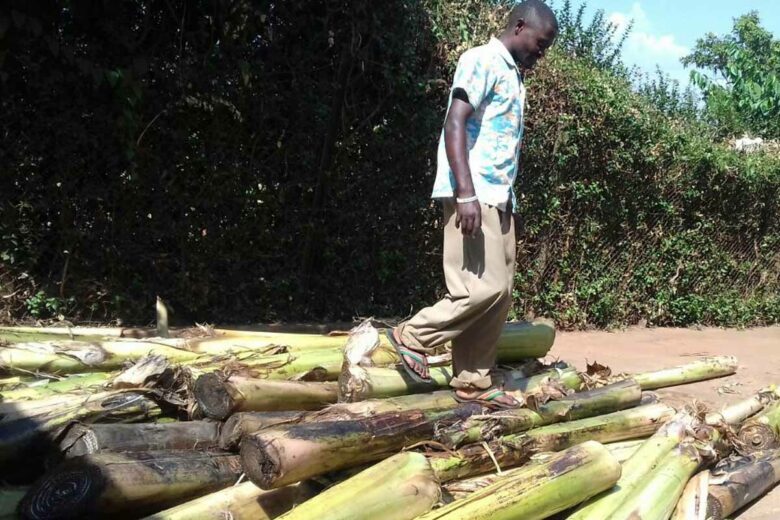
[{"xmin": 580, "ymin": 1, "xmax": 780, "ymax": 86}]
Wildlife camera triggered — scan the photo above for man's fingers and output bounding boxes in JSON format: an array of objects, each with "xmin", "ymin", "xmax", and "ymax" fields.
[
  {"xmin": 460, "ymin": 216, "xmax": 469, "ymax": 236},
  {"xmin": 455, "ymin": 213, "xmax": 461, "ymax": 229},
  {"xmin": 464, "ymin": 216, "xmax": 474, "ymax": 237}
]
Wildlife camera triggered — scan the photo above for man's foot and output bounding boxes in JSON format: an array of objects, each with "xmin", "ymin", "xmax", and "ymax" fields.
[
  {"xmin": 388, "ymin": 328, "xmax": 432, "ymax": 382},
  {"xmin": 454, "ymin": 387, "xmax": 521, "ymax": 410}
]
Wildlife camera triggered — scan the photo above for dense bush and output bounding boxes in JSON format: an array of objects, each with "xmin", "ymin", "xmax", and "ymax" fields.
[{"xmin": 1, "ymin": 0, "xmax": 778, "ymax": 328}]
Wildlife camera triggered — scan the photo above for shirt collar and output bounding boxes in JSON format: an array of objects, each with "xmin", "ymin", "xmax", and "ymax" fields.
[{"xmin": 489, "ymin": 37, "xmax": 519, "ymax": 72}]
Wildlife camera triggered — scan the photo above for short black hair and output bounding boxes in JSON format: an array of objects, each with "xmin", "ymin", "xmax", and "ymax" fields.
[{"xmin": 508, "ymin": 1, "xmax": 559, "ymax": 33}]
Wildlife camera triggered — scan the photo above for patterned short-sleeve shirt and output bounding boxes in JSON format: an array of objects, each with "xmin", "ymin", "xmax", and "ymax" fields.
[{"xmin": 431, "ymin": 37, "xmax": 526, "ymax": 209}]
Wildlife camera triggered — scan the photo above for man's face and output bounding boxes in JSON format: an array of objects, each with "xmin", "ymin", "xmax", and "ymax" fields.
[{"xmin": 512, "ymin": 22, "xmax": 557, "ymax": 69}]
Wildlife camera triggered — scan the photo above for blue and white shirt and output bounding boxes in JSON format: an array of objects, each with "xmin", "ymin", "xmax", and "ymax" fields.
[{"xmin": 431, "ymin": 37, "xmax": 526, "ymax": 210}]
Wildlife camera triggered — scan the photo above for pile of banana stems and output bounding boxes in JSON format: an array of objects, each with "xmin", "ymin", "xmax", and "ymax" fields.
[{"xmin": 1, "ymin": 320, "xmax": 767, "ymax": 520}]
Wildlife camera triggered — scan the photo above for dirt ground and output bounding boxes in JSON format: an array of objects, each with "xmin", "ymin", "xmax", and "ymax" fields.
[{"xmin": 547, "ymin": 325, "xmax": 780, "ymax": 520}]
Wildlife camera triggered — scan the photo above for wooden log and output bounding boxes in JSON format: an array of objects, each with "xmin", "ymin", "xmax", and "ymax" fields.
[
  {"xmin": 738, "ymin": 401, "xmax": 780, "ymax": 453},
  {"xmin": 430, "ymin": 403, "xmax": 675, "ymax": 483},
  {"xmin": 19, "ymin": 450, "xmax": 242, "ymax": 518},
  {"xmin": 56, "ymin": 421, "xmax": 220, "ymax": 458},
  {"xmin": 240, "ymin": 405, "xmax": 481, "ymax": 489},
  {"xmin": 437, "ymin": 379, "xmax": 642, "ymax": 448},
  {"xmin": 276, "ymin": 452, "xmax": 440, "ymax": 520},
  {"xmin": 417, "ymin": 441, "xmax": 620, "ymax": 520},
  {"xmin": 631, "ymin": 356, "xmax": 738, "ymax": 390},
  {"xmin": 144, "ymin": 481, "xmax": 319, "ymax": 520},
  {"xmin": 194, "ymin": 374, "xmax": 339, "ymax": 419},
  {"xmin": 706, "ymin": 450, "xmax": 780, "ymax": 519}
]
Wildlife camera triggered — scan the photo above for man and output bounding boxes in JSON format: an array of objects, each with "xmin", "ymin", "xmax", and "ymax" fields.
[{"xmin": 389, "ymin": 1, "xmax": 558, "ymax": 409}]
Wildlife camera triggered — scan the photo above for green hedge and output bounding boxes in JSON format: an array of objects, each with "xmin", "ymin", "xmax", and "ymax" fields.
[{"xmin": 1, "ymin": 0, "xmax": 777, "ymax": 328}]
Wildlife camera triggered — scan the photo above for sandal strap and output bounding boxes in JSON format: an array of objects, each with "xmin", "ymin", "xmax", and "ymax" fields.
[
  {"xmin": 477, "ymin": 389, "xmax": 507, "ymax": 402},
  {"xmin": 398, "ymin": 345, "xmax": 428, "ymax": 366}
]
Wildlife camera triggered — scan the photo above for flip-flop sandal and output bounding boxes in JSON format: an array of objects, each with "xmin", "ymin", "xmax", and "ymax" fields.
[
  {"xmin": 454, "ymin": 388, "xmax": 520, "ymax": 411},
  {"xmin": 386, "ymin": 328, "xmax": 433, "ymax": 384}
]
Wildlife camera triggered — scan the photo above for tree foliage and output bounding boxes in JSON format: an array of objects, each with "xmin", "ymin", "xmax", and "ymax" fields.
[
  {"xmin": 636, "ymin": 67, "xmax": 699, "ymax": 120},
  {"xmin": 551, "ymin": 0, "xmax": 631, "ymax": 72},
  {"xmin": 685, "ymin": 12, "xmax": 780, "ymax": 138}
]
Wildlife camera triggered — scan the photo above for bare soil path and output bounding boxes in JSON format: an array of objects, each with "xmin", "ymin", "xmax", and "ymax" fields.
[{"xmin": 548, "ymin": 325, "xmax": 780, "ymax": 520}]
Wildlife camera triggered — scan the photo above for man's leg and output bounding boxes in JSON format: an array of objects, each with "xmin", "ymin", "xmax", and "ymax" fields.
[
  {"xmin": 395, "ymin": 199, "xmax": 515, "ymax": 383},
  {"xmin": 450, "ymin": 204, "xmax": 516, "ymax": 394}
]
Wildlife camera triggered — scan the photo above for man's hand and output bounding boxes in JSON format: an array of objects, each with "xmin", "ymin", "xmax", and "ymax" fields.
[{"xmin": 455, "ymin": 200, "xmax": 481, "ymax": 237}]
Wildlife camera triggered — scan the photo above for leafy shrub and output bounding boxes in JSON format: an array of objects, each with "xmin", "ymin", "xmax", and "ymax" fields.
[{"xmin": 1, "ymin": 0, "xmax": 777, "ymax": 329}]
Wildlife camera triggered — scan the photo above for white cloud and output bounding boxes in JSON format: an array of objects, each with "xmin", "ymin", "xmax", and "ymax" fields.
[{"xmin": 607, "ymin": 2, "xmax": 690, "ymax": 83}]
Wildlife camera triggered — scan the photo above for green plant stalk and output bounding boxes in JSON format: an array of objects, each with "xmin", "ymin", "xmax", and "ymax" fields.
[
  {"xmin": 502, "ymin": 403, "xmax": 676, "ymax": 453},
  {"xmin": 603, "ymin": 439, "xmax": 647, "ymax": 464},
  {"xmin": 671, "ymin": 470, "xmax": 709, "ymax": 520},
  {"xmin": 706, "ymin": 387, "xmax": 780, "ymax": 426},
  {"xmin": 219, "ymin": 319, "xmax": 555, "ymax": 360},
  {"xmin": 0, "ymin": 390, "xmax": 162, "ymax": 462},
  {"xmin": 568, "ymin": 413, "xmax": 692, "ymax": 520},
  {"xmin": 56, "ymin": 421, "xmax": 220, "ymax": 458},
  {"xmin": 737, "ymin": 400, "xmax": 780, "ymax": 452},
  {"xmin": 183, "ymin": 348, "xmax": 395, "ymax": 381},
  {"xmin": 437, "ymin": 379, "xmax": 641, "ymax": 448},
  {"xmin": 339, "ymin": 365, "xmax": 582, "ymax": 402},
  {"xmin": 706, "ymin": 450, "xmax": 780, "ymax": 519},
  {"xmin": 0, "ymin": 319, "xmax": 554, "ymax": 359},
  {"xmin": 430, "ymin": 403, "xmax": 675, "ymax": 483},
  {"xmin": 219, "ymin": 391, "xmax": 459, "ymax": 450},
  {"xmin": 241, "ymin": 405, "xmax": 480, "ymax": 489},
  {"xmin": 218, "ymin": 412, "xmax": 306, "ymax": 450},
  {"xmin": 417, "ymin": 441, "xmax": 620, "ymax": 520},
  {"xmin": 194, "ymin": 373, "xmax": 339, "ymax": 420},
  {"xmin": 441, "ymin": 466, "xmax": 529, "ymax": 501},
  {"xmin": 143, "ymin": 481, "xmax": 318, "ymax": 520},
  {"xmin": 276, "ymin": 452, "xmax": 440, "ymax": 520},
  {"xmin": 0, "ymin": 340, "xmax": 202, "ymax": 375},
  {"xmin": 631, "ymin": 356, "xmax": 738, "ymax": 390},
  {"xmin": 0, "ymin": 372, "xmax": 114, "ymax": 401},
  {"xmin": 0, "ymin": 325, "xmax": 148, "ymax": 339},
  {"xmin": 606, "ymin": 444, "xmax": 702, "ymax": 520}
]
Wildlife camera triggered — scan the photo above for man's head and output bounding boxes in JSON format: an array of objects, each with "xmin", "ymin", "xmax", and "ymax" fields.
[{"xmin": 501, "ymin": 0, "xmax": 558, "ymax": 69}]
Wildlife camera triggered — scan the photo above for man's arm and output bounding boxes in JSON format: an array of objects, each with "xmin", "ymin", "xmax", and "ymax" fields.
[{"xmin": 445, "ymin": 90, "xmax": 480, "ymax": 237}]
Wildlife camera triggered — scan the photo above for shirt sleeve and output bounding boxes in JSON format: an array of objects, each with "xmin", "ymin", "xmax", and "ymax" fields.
[{"xmin": 450, "ymin": 50, "xmax": 494, "ymax": 111}]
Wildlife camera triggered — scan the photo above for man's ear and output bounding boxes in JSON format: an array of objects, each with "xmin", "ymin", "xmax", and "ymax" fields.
[{"xmin": 515, "ymin": 17, "xmax": 526, "ymax": 34}]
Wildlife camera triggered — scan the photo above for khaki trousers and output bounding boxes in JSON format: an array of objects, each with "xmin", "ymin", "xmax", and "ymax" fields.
[{"xmin": 398, "ymin": 198, "xmax": 515, "ymax": 390}]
